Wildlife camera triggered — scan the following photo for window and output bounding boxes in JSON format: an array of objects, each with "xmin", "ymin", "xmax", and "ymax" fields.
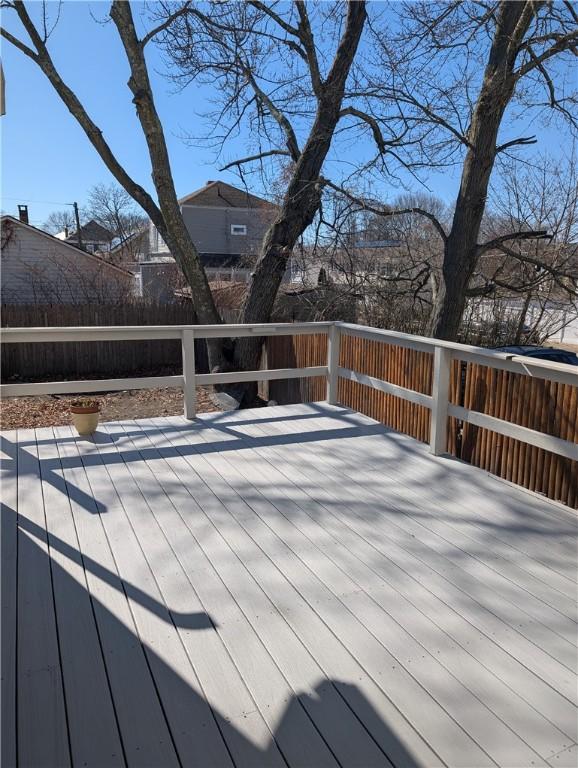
[{"xmin": 230, "ymin": 224, "xmax": 247, "ymax": 236}]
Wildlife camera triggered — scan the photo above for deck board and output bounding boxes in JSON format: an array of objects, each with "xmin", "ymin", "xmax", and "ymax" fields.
[
  {"xmin": 166, "ymin": 412, "xmax": 572, "ymax": 760},
  {"xmin": 52, "ymin": 425, "xmax": 181, "ymax": 767},
  {"xmin": 77, "ymin": 426, "xmax": 236, "ymax": 768},
  {"xmin": 16, "ymin": 428, "xmax": 70, "ymax": 768},
  {"xmin": 240, "ymin": 412, "xmax": 576, "ymax": 725},
  {"xmin": 36, "ymin": 428, "xmax": 124, "ymax": 767},
  {"xmin": 238, "ymin": 409, "xmax": 577, "ymax": 684},
  {"xmin": 2, "ymin": 403, "xmax": 577, "ymax": 768},
  {"xmin": 98, "ymin": 420, "xmax": 332, "ymax": 768},
  {"xmin": 165, "ymin": 409, "xmax": 573, "ymax": 763},
  {"xmin": 1, "ymin": 431, "xmax": 18, "ymax": 768}
]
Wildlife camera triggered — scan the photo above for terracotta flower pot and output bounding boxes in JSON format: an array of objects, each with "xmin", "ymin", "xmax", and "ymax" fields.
[{"xmin": 70, "ymin": 401, "xmax": 100, "ymax": 436}]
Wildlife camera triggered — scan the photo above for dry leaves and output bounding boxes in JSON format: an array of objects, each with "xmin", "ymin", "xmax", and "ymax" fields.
[{"xmin": 0, "ymin": 387, "xmax": 218, "ymax": 430}]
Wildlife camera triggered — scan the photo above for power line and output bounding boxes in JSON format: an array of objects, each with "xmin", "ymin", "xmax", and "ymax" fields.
[{"xmin": 1, "ymin": 196, "xmax": 74, "ymax": 206}]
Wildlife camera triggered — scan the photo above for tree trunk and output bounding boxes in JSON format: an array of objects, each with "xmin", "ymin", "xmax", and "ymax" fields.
[
  {"xmin": 110, "ymin": 2, "xmax": 223, "ymax": 368},
  {"xmin": 233, "ymin": 0, "xmax": 367, "ymax": 383},
  {"xmin": 9, "ymin": 2, "xmax": 224, "ymax": 367},
  {"xmin": 429, "ymin": 1, "xmax": 535, "ymax": 341},
  {"xmin": 514, "ymin": 291, "xmax": 533, "ymax": 343}
]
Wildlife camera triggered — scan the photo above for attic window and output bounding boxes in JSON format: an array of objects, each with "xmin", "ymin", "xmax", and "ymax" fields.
[{"xmin": 231, "ymin": 224, "xmax": 247, "ymax": 236}]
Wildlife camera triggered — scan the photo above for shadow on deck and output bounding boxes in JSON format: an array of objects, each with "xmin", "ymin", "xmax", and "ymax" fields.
[{"xmin": 2, "ymin": 403, "xmax": 577, "ymax": 767}]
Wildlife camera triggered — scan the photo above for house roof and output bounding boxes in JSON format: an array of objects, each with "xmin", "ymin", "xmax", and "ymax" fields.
[
  {"xmin": 65, "ymin": 219, "xmax": 115, "ymax": 243},
  {"xmin": 0, "ymin": 216, "xmax": 135, "ymax": 278},
  {"xmin": 109, "ymin": 227, "xmax": 149, "ymax": 254},
  {"xmin": 178, "ymin": 180, "xmax": 277, "ymax": 210}
]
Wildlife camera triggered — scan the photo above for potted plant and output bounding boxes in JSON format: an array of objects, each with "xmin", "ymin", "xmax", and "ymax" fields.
[{"xmin": 70, "ymin": 399, "xmax": 101, "ymax": 436}]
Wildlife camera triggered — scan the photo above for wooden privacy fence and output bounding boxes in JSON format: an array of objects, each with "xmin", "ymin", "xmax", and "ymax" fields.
[
  {"xmin": 1, "ymin": 320, "xmax": 576, "ymax": 508},
  {"xmin": 0, "ymin": 303, "xmax": 205, "ymax": 380},
  {"xmin": 267, "ymin": 324, "xmax": 578, "ymax": 509}
]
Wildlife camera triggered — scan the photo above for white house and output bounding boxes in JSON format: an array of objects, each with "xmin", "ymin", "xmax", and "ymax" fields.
[{"xmin": 0, "ymin": 215, "xmax": 137, "ymax": 304}]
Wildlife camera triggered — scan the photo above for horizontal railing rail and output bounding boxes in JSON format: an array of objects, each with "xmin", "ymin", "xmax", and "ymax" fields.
[
  {"xmin": 337, "ymin": 322, "xmax": 578, "ymax": 386},
  {"xmin": 1, "ymin": 320, "xmax": 577, "ymax": 464},
  {"xmin": 0, "ymin": 322, "xmax": 332, "ymax": 419},
  {"xmin": 335, "ymin": 322, "xmax": 578, "ymax": 462},
  {"xmin": 0, "ymin": 321, "xmax": 333, "ymax": 343}
]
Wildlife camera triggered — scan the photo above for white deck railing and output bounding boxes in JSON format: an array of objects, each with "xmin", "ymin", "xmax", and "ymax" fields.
[{"xmin": 1, "ymin": 321, "xmax": 577, "ymax": 461}]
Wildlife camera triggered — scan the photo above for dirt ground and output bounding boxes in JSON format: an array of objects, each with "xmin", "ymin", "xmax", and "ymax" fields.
[{"xmin": 0, "ymin": 386, "xmax": 219, "ymax": 430}]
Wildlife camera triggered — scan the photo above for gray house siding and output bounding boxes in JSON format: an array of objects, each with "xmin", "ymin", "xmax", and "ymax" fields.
[
  {"xmin": 148, "ymin": 205, "xmax": 275, "ymax": 259},
  {"xmin": 181, "ymin": 205, "xmax": 271, "ymax": 254},
  {"xmin": 1, "ymin": 218, "xmax": 136, "ymax": 305}
]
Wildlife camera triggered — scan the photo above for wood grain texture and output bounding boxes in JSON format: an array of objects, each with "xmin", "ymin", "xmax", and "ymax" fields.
[{"xmin": 3, "ymin": 406, "xmax": 576, "ymax": 767}]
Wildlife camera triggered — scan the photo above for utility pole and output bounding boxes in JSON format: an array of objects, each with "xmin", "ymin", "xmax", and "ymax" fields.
[{"xmin": 73, "ymin": 202, "xmax": 83, "ymax": 249}]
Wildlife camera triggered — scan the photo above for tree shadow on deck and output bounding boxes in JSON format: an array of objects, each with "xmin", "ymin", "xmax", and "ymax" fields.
[
  {"xmin": 2, "ymin": 503, "xmax": 422, "ymax": 768},
  {"xmin": 2, "ymin": 402, "xmax": 575, "ymax": 541}
]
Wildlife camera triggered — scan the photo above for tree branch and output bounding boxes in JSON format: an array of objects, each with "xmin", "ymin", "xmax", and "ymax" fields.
[
  {"xmin": 0, "ymin": 25, "xmax": 38, "ymax": 60},
  {"xmin": 295, "ymin": 1, "xmax": 323, "ymax": 98},
  {"xmin": 389, "ymin": 90, "xmax": 473, "ymax": 149},
  {"xmin": 247, "ymin": 0, "xmax": 300, "ymax": 39},
  {"xmin": 140, "ymin": 2, "xmax": 192, "ymax": 48},
  {"xmin": 516, "ymin": 29, "xmax": 578, "ymax": 79},
  {"xmin": 244, "ymin": 68, "xmax": 301, "ymax": 161},
  {"xmin": 495, "ymin": 243, "xmax": 578, "ymax": 283},
  {"xmin": 477, "ymin": 229, "xmax": 551, "ymax": 255},
  {"xmin": 496, "ymin": 135, "xmax": 537, "ymax": 153},
  {"xmin": 322, "ymin": 179, "xmax": 448, "ymax": 243},
  {"xmin": 339, "ymin": 106, "xmax": 388, "ymax": 153},
  {"xmin": 2, "ymin": 0, "xmax": 163, "ymax": 228},
  {"xmin": 219, "ymin": 149, "xmax": 291, "ymax": 171}
]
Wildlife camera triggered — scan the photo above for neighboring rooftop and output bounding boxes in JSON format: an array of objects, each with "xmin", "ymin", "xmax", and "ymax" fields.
[
  {"xmin": 65, "ymin": 219, "xmax": 115, "ymax": 245},
  {"xmin": 178, "ymin": 180, "xmax": 278, "ymax": 209},
  {"xmin": 0, "ymin": 215, "xmax": 134, "ymax": 277}
]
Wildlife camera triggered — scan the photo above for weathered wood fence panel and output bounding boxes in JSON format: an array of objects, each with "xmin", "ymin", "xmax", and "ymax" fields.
[
  {"xmin": 268, "ymin": 332, "xmax": 577, "ymax": 509},
  {"xmin": 1, "ymin": 303, "xmax": 208, "ymax": 380}
]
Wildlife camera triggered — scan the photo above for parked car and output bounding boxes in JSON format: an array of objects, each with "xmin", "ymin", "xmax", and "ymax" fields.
[{"xmin": 493, "ymin": 345, "xmax": 578, "ymax": 366}]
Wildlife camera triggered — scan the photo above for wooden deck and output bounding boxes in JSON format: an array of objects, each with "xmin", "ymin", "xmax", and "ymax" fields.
[{"xmin": 1, "ymin": 402, "xmax": 577, "ymax": 768}]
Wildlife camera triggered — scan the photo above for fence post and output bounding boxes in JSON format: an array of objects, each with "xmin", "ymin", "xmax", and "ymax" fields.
[
  {"xmin": 182, "ymin": 329, "xmax": 196, "ymax": 420},
  {"xmin": 326, "ymin": 323, "xmax": 340, "ymax": 405},
  {"xmin": 430, "ymin": 346, "xmax": 451, "ymax": 455}
]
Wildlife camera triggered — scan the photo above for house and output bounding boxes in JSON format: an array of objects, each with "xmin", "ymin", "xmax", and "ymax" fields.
[
  {"xmin": 0, "ymin": 215, "xmax": 136, "ymax": 304},
  {"xmin": 147, "ymin": 180, "xmax": 279, "ymax": 278},
  {"xmin": 61, "ymin": 219, "xmax": 115, "ymax": 254},
  {"xmin": 107, "ymin": 227, "xmax": 150, "ymax": 265}
]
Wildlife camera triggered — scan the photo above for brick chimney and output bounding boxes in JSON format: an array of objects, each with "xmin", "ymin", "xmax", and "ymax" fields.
[{"xmin": 17, "ymin": 204, "xmax": 29, "ymax": 224}]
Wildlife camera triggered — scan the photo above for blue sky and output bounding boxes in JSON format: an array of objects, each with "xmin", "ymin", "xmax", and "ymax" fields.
[
  {"xmin": 0, "ymin": 1, "xmax": 571, "ymax": 228},
  {"xmin": 1, "ymin": 1, "xmax": 247, "ymax": 226}
]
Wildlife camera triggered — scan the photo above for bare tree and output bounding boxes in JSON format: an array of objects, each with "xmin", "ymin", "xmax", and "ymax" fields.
[
  {"xmin": 1, "ymin": 0, "xmax": 222, "ymax": 366},
  {"xmin": 86, "ymin": 183, "xmax": 147, "ymax": 243},
  {"xmin": 366, "ymin": 0, "xmax": 578, "ymax": 340},
  {"xmin": 159, "ymin": 1, "xmax": 370, "ymax": 381},
  {"xmin": 43, "ymin": 208, "xmax": 78, "ymax": 235},
  {"xmin": 298, "ymin": 189, "xmax": 447, "ymax": 331},
  {"xmin": 2, "ymin": 1, "xmax": 371, "ymax": 388},
  {"xmin": 468, "ymin": 151, "xmax": 578, "ymax": 343}
]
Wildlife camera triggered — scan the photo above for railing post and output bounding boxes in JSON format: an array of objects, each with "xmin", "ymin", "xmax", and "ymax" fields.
[
  {"xmin": 182, "ymin": 329, "xmax": 196, "ymax": 420},
  {"xmin": 430, "ymin": 346, "xmax": 451, "ymax": 455},
  {"xmin": 326, "ymin": 323, "xmax": 340, "ymax": 405}
]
